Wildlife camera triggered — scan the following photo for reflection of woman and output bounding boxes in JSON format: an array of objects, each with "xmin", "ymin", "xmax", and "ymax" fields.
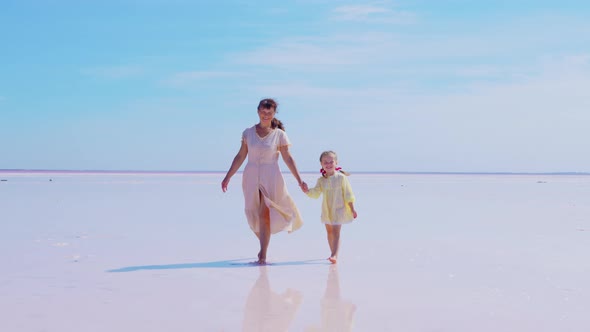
[
  {"xmin": 221, "ymin": 98, "xmax": 306, "ymax": 264},
  {"xmin": 242, "ymin": 266, "xmax": 303, "ymax": 331},
  {"xmin": 306, "ymin": 266, "xmax": 357, "ymax": 332}
]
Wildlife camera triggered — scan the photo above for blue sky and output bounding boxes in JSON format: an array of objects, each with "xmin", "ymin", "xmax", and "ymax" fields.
[{"xmin": 1, "ymin": 0, "xmax": 589, "ymax": 172}]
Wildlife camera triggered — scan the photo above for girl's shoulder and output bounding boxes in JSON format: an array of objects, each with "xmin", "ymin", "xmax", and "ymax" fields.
[
  {"xmin": 314, "ymin": 175, "xmax": 327, "ymax": 184},
  {"xmin": 335, "ymin": 172, "xmax": 351, "ymax": 183},
  {"xmin": 334, "ymin": 172, "xmax": 346, "ymax": 178}
]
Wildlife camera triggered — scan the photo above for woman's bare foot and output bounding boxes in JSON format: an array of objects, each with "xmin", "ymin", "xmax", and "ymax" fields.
[
  {"xmin": 328, "ymin": 256, "xmax": 337, "ymax": 264},
  {"xmin": 256, "ymin": 251, "xmax": 266, "ymax": 265}
]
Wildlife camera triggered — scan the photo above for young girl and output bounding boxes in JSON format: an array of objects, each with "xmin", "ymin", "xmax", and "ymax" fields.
[{"xmin": 304, "ymin": 151, "xmax": 358, "ymax": 264}]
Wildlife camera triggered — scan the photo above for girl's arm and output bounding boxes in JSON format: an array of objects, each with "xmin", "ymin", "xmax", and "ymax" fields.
[
  {"xmin": 348, "ymin": 202, "xmax": 358, "ymax": 219},
  {"xmin": 342, "ymin": 176, "xmax": 357, "ymax": 218},
  {"xmin": 221, "ymin": 140, "xmax": 248, "ymax": 192},
  {"xmin": 279, "ymin": 145, "xmax": 306, "ymax": 190},
  {"xmin": 306, "ymin": 178, "xmax": 323, "ymax": 199},
  {"xmin": 342, "ymin": 175, "xmax": 356, "ymax": 203}
]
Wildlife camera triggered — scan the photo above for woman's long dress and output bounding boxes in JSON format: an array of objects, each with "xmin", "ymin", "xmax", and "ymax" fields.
[{"xmin": 241, "ymin": 125, "xmax": 303, "ymax": 234}]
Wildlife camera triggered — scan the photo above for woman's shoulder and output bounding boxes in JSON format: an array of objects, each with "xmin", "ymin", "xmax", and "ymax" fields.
[
  {"xmin": 242, "ymin": 125, "xmax": 256, "ymax": 135},
  {"xmin": 274, "ymin": 128, "xmax": 291, "ymax": 145},
  {"xmin": 275, "ymin": 128, "xmax": 287, "ymax": 136}
]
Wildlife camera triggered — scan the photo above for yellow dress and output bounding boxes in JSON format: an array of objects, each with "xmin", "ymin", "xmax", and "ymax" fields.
[
  {"xmin": 241, "ymin": 125, "xmax": 303, "ymax": 234},
  {"xmin": 306, "ymin": 172, "xmax": 356, "ymax": 224}
]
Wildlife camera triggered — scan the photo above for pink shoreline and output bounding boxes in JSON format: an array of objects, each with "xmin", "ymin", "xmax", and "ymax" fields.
[
  {"xmin": 0, "ymin": 170, "xmax": 225, "ymax": 175},
  {"xmin": 1, "ymin": 169, "xmax": 588, "ymax": 176}
]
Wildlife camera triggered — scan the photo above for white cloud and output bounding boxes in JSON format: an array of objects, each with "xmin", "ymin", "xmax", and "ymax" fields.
[
  {"xmin": 246, "ymin": 55, "xmax": 590, "ymax": 172},
  {"xmin": 331, "ymin": 4, "xmax": 415, "ymax": 24},
  {"xmin": 563, "ymin": 54, "xmax": 590, "ymax": 65},
  {"xmin": 334, "ymin": 5, "xmax": 388, "ymax": 18},
  {"xmin": 250, "ymin": 81, "xmax": 408, "ymax": 102},
  {"xmin": 363, "ymin": 55, "xmax": 590, "ymax": 171},
  {"xmin": 163, "ymin": 70, "xmax": 247, "ymax": 87},
  {"xmin": 240, "ymin": 52, "xmax": 590, "ymax": 115},
  {"xmin": 80, "ymin": 65, "xmax": 145, "ymax": 79},
  {"xmin": 235, "ymin": 42, "xmax": 358, "ymax": 66},
  {"xmin": 233, "ymin": 33, "xmax": 398, "ymax": 68},
  {"xmin": 231, "ymin": 11, "xmax": 590, "ymax": 77}
]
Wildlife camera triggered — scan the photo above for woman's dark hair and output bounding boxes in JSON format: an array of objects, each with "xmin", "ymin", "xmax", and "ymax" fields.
[{"xmin": 258, "ymin": 98, "xmax": 284, "ymax": 131}]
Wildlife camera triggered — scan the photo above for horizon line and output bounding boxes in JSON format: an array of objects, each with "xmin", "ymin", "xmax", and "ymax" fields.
[{"xmin": 1, "ymin": 169, "xmax": 589, "ymax": 176}]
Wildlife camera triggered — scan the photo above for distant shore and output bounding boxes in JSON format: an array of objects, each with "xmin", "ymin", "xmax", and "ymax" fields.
[{"xmin": 1, "ymin": 169, "xmax": 589, "ymax": 176}]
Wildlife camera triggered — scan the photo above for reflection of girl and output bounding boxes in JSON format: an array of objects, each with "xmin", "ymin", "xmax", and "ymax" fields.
[
  {"xmin": 306, "ymin": 266, "xmax": 357, "ymax": 332},
  {"xmin": 242, "ymin": 266, "xmax": 303, "ymax": 331}
]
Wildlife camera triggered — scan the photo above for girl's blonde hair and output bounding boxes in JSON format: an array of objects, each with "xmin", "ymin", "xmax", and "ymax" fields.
[{"xmin": 319, "ymin": 150, "xmax": 350, "ymax": 177}]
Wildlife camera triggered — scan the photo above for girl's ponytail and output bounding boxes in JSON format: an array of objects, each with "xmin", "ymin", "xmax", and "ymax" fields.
[{"xmin": 320, "ymin": 167, "xmax": 350, "ymax": 177}]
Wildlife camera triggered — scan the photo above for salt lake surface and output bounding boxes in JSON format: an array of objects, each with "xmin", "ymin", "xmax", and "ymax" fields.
[{"xmin": 1, "ymin": 171, "xmax": 589, "ymax": 331}]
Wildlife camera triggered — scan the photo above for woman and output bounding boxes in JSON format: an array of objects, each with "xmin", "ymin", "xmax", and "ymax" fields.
[{"xmin": 221, "ymin": 98, "xmax": 307, "ymax": 264}]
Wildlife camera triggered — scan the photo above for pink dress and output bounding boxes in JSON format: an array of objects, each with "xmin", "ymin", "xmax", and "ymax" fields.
[{"xmin": 241, "ymin": 125, "xmax": 303, "ymax": 234}]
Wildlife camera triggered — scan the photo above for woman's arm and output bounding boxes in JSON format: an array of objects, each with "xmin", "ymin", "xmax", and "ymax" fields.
[
  {"xmin": 221, "ymin": 140, "xmax": 248, "ymax": 192},
  {"xmin": 279, "ymin": 145, "xmax": 307, "ymax": 190}
]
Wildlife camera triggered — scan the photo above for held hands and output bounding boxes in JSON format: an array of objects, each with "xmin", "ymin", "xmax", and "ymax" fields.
[{"xmin": 299, "ymin": 181, "xmax": 309, "ymax": 193}]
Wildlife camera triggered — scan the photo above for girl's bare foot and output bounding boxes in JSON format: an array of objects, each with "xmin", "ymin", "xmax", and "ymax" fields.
[
  {"xmin": 328, "ymin": 256, "xmax": 337, "ymax": 264},
  {"xmin": 256, "ymin": 251, "xmax": 266, "ymax": 265}
]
